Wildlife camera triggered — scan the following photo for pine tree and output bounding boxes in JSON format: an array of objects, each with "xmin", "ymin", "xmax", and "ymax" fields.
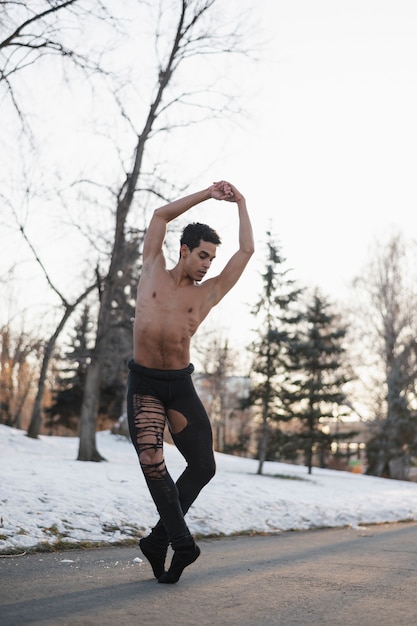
[
  {"xmin": 45, "ymin": 304, "xmax": 93, "ymax": 433},
  {"xmin": 247, "ymin": 233, "xmax": 303, "ymax": 475},
  {"xmin": 283, "ymin": 290, "xmax": 354, "ymax": 474}
]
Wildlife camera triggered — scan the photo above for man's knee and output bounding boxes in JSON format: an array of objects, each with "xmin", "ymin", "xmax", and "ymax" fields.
[
  {"xmin": 139, "ymin": 450, "xmax": 166, "ymax": 477},
  {"xmin": 139, "ymin": 449, "xmax": 157, "ymax": 467}
]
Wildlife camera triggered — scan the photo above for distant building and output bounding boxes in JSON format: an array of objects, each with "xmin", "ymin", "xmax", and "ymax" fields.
[{"xmin": 194, "ymin": 373, "xmax": 254, "ymax": 455}]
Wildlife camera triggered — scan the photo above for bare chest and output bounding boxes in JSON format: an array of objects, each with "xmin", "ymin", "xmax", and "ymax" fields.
[{"xmin": 137, "ymin": 274, "xmax": 207, "ymax": 331}]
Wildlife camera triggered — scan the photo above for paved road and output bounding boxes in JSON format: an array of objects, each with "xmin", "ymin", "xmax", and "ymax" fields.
[{"xmin": 1, "ymin": 522, "xmax": 417, "ymax": 625}]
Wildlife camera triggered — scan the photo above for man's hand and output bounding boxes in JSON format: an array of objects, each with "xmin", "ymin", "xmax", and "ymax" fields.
[{"xmin": 210, "ymin": 180, "xmax": 245, "ymax": 203}]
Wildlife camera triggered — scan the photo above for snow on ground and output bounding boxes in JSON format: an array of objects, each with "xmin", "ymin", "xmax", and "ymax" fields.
[{"xmin": 1, "ymin": 424, "xmax": 417, "ymax": 554}]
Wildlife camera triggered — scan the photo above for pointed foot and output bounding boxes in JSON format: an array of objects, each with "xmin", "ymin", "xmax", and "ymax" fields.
[{"xmin": 158, "ymin": 543, "xmax": 201, "ymax": 584}]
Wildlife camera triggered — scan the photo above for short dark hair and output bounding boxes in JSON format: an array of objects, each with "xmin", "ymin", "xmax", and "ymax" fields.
[{"xmin": 180, "ymin": 222, "xmax": 221, "ymax": 251}]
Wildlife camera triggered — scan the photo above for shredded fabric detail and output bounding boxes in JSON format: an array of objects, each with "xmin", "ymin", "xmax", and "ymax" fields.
[{"xmin": 132, "ymin": 394, "xmax": 167, "ymax": 479}]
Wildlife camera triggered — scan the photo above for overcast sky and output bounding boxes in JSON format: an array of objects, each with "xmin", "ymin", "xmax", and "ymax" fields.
[{"xmin": 194, "ymin": 0, "xmax": 417, "ymax": 347}]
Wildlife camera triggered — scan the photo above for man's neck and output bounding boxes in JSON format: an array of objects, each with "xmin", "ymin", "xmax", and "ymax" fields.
[{"xmin": 168, "ymin": 266, "xmax": 195, "ymax": 287}]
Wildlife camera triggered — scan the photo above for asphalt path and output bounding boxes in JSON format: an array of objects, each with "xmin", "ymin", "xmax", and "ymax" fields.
[{"xmin": 1, "ymin": 522, "xmax": 417, "ymax": 626}]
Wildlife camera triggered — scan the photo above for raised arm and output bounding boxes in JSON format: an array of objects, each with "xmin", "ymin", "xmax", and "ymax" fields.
[
  {"xmin": 208, "ymin": 182, "xmax": 255, "ymax": 304},
  {"xmin": 224, "ymin": 183, "xmax": 255, "ymax": 258}
]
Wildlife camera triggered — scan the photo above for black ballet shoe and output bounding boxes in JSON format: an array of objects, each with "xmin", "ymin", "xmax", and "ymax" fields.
[
  {"xmin": 158, "ymin": 543, "xmax": 201, "ymax": 584},
  {"xmin": 139, "ymin": 536, "xmax": 168, "ymax": 579}
]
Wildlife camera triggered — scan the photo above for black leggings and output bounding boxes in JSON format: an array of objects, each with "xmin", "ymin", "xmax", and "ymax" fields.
[{"xmin": 126, "ymin": 359, "xmax": 216, "ymax": 548}]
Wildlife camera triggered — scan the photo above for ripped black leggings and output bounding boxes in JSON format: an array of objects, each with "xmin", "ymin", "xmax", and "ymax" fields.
[{"xmin": 126, "ymin": 359, "xmax": 216, "ymax": 549}]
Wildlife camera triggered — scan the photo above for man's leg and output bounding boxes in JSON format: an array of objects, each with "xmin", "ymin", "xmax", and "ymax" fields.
[
  {"xmin": 145, "ymin": 385, "xmax": 216, "ymax": 582},
  {"xmin": 127, "ymin": 391, "xmax": 197, "ymax": 579}
]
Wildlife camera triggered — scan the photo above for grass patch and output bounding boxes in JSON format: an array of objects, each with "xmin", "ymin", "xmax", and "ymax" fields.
[
  {"xmin": 102, "ymin": 521, "xmax": 144, "ymax": 538},
  {"xmin": 43, "ymin": 524, "xmax": 63, "ymax": 537},
  {"xmin": 0, "ymin": 536, "xmax": 140, "ymax": 556}
]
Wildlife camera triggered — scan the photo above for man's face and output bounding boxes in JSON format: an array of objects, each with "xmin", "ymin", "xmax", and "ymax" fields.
[{"xmin": 182, "ymin": 240, "xmax": 217, "ymax": 282}]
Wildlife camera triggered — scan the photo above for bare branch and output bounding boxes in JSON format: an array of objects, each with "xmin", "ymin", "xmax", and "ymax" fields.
[
  {"xmin": 3, "ymin": 195, "xmax": 69, "ymax": 305},
  {"xmin": 17, "ymin": 222, "xmax": 68, "ymax": 305},
  {"xmin": 0, "ymin": 1, "xmax": 80, "ymax": 50},
  {"xmin": 0, "ymin": 0, "xmax": 117, "ymax": 126}
]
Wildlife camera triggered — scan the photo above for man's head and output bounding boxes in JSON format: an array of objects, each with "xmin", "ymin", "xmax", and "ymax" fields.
[
  {"xmin": 179, "ymin": 222, "xmax": 221, "ymax": 282},
  {"xmin": 180, "ymin": 222, "xmax": 221, "ymax": 251}
]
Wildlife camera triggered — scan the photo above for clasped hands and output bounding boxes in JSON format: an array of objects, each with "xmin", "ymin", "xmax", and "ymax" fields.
[{"xmin": 210, "ymin": 180, "xmax": 244, "ymax": 203}]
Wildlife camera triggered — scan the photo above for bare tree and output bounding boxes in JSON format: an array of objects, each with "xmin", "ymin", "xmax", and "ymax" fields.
[
  {"xmin": 352, "ymin": 233, "xmax": 417, "ymax": 478},
  {"xmin": 0, "ymin": 321, "xmax": 42, "ymax": 428},
  {"xmin": 0, "ymin": 0, "xmax": 110, "ymax": 125},
  {"xmin": 193, "ymin": 335, "xmax": 237, "ymax": 451},
  {"xmin": 77, "ymin": 0, "xmax": 252, "ymax": 461},
  {"xmin": 1, "ymin": 2, "xmax": 127, "ymax": 438}
]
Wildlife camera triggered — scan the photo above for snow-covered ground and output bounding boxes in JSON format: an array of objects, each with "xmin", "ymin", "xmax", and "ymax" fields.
[{"xmin": 1, "ymin": 424, "xmax": 417, "ymax": 554}]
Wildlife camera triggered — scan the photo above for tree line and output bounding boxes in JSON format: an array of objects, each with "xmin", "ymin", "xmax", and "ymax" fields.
[{"xmin": 3, "ymin": 225, "xmax": 417, "ymax": 479}]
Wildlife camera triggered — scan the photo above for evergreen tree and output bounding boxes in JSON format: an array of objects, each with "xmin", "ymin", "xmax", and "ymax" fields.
[
  {"xmin": 283, "ymin": 290, "xmax": 354, "ymax": 474},
  {"xmin": 247, "ymin": 233, "xmax": 303, "ymax": 475},
  {"xmin": 45, "ymin": 304, "xmax": 93, "ymax": 433}
]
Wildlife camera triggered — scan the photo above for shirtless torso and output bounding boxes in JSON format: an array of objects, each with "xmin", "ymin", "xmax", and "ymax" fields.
[{"xmin": 134, "ymin": 267, "xmax": 213, "ymax": 369}]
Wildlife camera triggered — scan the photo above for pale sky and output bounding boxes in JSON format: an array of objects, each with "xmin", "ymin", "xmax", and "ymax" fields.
[
  {"xmin": 2, "ymin": 0, "xmax": 417, "ymax": 354},
  {"xmin": 198, "ymin": 0, "xmax": 417, "ymax": 347},
  {"xmin": 230, "ymin": 0, "xmax": 417, "ymax": 290}
]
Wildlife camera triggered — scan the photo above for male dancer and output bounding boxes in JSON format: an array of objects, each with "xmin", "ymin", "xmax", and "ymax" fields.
[{"xmin": 127, "ymin": 180, "xmax": 254, "ymax": 583}]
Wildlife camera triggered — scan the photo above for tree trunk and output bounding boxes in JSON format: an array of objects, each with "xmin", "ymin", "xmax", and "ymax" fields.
[
  {"xmin": 77, "ymin": 357, "xmax": 105, "ymax": 461},
  {"xmin": 257, "ymin": 420, "xmax": 267, "ymax": 475},
  {"xmin": 27, "ymin": 314, "xmax": 70, "ymax": 438},
  {"xmin": 257, "ymin": 368, "xmax": 272, "ymax": 475},
  {"xmin": 257, "ymin": 395, "xmax": 270, "ymax": 475}
]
